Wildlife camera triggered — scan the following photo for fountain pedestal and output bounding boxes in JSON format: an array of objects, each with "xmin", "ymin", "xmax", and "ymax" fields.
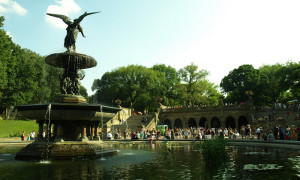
[{"xmin": 54, "ymin": 94, "xmax": 87, "ymax": 104}]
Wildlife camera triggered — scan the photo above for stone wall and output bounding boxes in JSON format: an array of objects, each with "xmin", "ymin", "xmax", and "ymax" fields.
[{"xmin": 159, "ymin": 104, "xmax": 300, "ymax": 130}]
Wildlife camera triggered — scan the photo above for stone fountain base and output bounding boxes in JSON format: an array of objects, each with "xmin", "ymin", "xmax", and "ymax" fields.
[
  {"xmin": 15, "ymin": 141, "xmax": 117, "ymax": 161},
  {"xmin": 54, "ymin": 94, "xmax": 87, "ymax": 104}
]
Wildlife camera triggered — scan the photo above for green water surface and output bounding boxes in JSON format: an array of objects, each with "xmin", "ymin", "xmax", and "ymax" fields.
[{"xmin": 0, "ymin": 143, "xmax": 299, "ymax": 179}]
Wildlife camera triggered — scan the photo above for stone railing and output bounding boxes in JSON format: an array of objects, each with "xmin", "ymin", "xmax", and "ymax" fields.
[
  {"xmin": 145, "ymin": 116, "xmax": 156, "ymax": 130},
  {"xmin": 255, "ymin": 107, "xmax": 299, "ymax": 112},
  {"xmin": 161, "ymin": 104, "xmax": 251, "ymax": 113}
]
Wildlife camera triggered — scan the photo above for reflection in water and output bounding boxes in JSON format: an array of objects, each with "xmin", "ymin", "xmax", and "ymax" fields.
[
  {"xmin": 37, "ymin": 160, "xmax": 51, "ymax": 164},
  {"xmin": 99, "ymin": 157, "xmax": 106, "ymax": 161},
  {"xmin": 0, "ymin": 143, "xmax": 299, "ymax": 179}
]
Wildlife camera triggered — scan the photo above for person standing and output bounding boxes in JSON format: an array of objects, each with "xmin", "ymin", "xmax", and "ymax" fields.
[
  {"xmin": 21, "ymin": 131, "xmax": 25, "ymax": 141},
  {"xmin": 107, "ymin": 132, "xmax": 112, "ymax": 140},
  {"xmin": 171, "ymin": 129, "xmax": 174, "ymax": 140},
  {"xmin": 123, "ymin": 129, "xmax": 127, "ymax": 140},
  {"xmin": 30, "ymin": 130, "xmax": 35, "ymax": 140},
  {"xmin": 245, "ymin": 125, "xmax": 250, "ymax": 139},
  {"xmin": 256, "ymin": 127, "xmax": 261, "ymax": 139},
  {"xmin": 224, "ymin": 128, "xmax": 229, "ymax": 138}
]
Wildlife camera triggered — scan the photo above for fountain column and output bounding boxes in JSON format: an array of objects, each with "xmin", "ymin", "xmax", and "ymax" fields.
[
  {"xmin": 91, "ymin": 124, "xmax": 95, "ymax": 139},
  {"xmin": 94, "ymin": 123, "xmax": 100, "ymax": 140},
  {"xmin": 81, "ymin": 123, "xmax": 88, "ymax": 141},
  {"xmin": 37, "ymin": 122, "xmax": 44, "ymax": 141}
]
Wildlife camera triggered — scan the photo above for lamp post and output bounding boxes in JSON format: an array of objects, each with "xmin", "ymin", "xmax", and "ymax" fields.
[{"xmin": 245, "ymin": 90, "xmax": 254, "ymax": 104}]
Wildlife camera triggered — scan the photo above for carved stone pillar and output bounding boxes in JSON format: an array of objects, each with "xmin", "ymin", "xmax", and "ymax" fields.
[
  {"xmin": 81, "ymin": 123, "xmax": 88, "ymax": 141},
  {"xmin": 94, "ymin": 123, "xmax": 100, "ymax": 140}
]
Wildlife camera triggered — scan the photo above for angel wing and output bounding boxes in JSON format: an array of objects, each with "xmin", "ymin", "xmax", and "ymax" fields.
[
  {"xmin": 73, "ymin": 11, "xmax": 101, "ymax": 26},
  {"xmin": 46, "ymin": 13, "xmax": 73, "ymax": 25}
]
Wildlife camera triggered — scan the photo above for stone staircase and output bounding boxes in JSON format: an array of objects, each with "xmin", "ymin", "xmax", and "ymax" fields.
[
  {"xmin": 125, "ymin": 114, "xmax": 156, "ymax": 131},
  {"xmin": 107, "ymin": 113, "xmax": 157, "ymax": 133}
]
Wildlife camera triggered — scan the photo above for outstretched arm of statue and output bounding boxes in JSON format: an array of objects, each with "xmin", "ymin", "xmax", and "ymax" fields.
[
  {"xmin": 78, "ymin": 24, "xmax": 85, "ymax": 37},
  {"xmin": 81, "ymin": 31, "xmax": 85, "ymax": 37}
]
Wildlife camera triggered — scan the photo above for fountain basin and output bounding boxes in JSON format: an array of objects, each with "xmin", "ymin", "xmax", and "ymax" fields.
[
  {"xmin": 15, "ymin": 141, "xmax": 117, "ymax": 161},
  {"xmin": 15, "ymin": 103, "xmax": 120, "ymax": 122},
  {"xmin": 45, "ymin": 52, "xmax": 97, "ymax": 69}
]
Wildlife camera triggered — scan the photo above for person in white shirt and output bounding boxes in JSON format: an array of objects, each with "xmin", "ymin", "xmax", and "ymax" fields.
[
  {"xmin": 107, "ymin": 132, "xmax": 112, "ymax": 139},
  {"xmin": 30, "ymin": 130, "xmax": 35, "ymax": 140},
  {"xmin": 224, "ymin": 128, "xmax": 228, "ymax": 137}
]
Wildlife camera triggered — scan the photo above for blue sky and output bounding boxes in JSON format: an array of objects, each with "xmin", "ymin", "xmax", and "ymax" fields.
[{"xmin": 1, "ymin": 0, "xmax": 300, "ymax": 95}]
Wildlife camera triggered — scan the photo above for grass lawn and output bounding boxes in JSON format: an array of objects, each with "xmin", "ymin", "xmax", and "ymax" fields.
[{"xmin": 0, "ymin": 119, "xmax": 38, "ymax": 138}]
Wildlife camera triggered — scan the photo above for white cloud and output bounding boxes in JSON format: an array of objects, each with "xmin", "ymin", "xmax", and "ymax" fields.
[
  {"xmin": 45, "ymin": 0, "xmax": 81, "ymax": 29},
  {"xmin": 5, "ymin": 30, "xmax": 13, "ymax": 39},
  {"xmin": 0, "ymin": 0, "xmax": 27, "ymax": 15}
]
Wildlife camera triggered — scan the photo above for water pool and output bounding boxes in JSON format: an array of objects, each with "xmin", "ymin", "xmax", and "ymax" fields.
[{"xmin": 0, "ymin": 142, "xmax": 299, "ymax": 179}]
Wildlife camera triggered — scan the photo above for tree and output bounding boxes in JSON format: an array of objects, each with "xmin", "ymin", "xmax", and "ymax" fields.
[
  {"xmin": 220, "ymin": 64, "xmax": 268, "ymax": 106},
  {"xmin": 277, "ymin": 61, "xmax": 300, "ymax": 99},
  {"xmin": 259, "ymin": 64, "xmax": 286, "ymax": 104},
  {"xmin": 152, "ymin": 64, "xmax": 180, "ymax": 106},
  {"xmin": 0, "ymin": 16, "xmax": 63, "ymax": 115},
  {"xmin": 178, "ymin": 63, "xmax": 220, "ymax": 105},
  {"xmin": 0, "ymin": 16, "xmax": 10, "ymax": 101},
  {"xmin": 92, "ymin": 65, "xmax": 166, "ymax": 112}
]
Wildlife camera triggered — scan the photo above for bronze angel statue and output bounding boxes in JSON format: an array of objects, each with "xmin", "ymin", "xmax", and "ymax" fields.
[{"xmin": 46, "ymin": 11, "xmax": 100, "ymax": 52}]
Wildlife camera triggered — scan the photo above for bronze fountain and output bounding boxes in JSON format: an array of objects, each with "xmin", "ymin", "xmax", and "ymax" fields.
[{"xmin": 14, "ymin": 11, "xmax": 120, "ymax": 160}]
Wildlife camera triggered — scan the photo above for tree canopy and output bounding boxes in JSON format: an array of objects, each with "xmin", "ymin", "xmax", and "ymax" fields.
[
  {"xmin": 152, "ymin": 64, "xmax": 180, "ymax": 106},
  {"xmin": 92, "ymin": 63, "xmax": 221, "ymax": 111},
  {"xmin": 221, "ymin": 62, "xmax": 300, "ymax": 106},
  {"xmin": 92, "ymin": 65, "xmax": 166, "ymax": 112},
  {"xmin": 0, "ymin": 16, "xmax": 85, "ymax": 116},
  {"xmin": 220, "ymin": 64, "xmax": 269, "ymax": 106},
  {"xmin": 178, "ymin": 63, "xmax": 221, "ymax": 106}
]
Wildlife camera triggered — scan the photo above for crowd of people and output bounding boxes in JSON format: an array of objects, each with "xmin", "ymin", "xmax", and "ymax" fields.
[{"xmin": 107, "ymin": 124, "xmax": 300, "ymax": 141}]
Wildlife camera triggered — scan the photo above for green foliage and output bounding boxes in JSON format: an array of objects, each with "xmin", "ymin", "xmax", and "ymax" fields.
[
  {"xmin": 201, "ymin": 138, "xmax": 229, "ymax": 166},
  {"xmin": 152, "ymin": 64, "xmax": 181, "ymax": 106},
  {"xmin": 220, "ymin": 64, "xmax": 268, "ymax": 106},
  {"xmin": 222, "ymin": 62, "xmax": 300, "ymax": 107},
  {"xmin": 92, "ymin": 65, "xmax": 166, "ymax": 112},
  {"xmin": 178, "ymin": 63, "xmax": 221, "ymax": 106},
  {"xmin": 92, "ymin": 63, "xmax": 222, "ymax": 111},
  {"xmin": 277, "ymin": 61, "xmax": 300, "ymax": 99},
  {"xmin": 0, "ymin": 16, "xmax": 4, "ymax": 27},
  {"xmin": 0, "ymin": 16, "xmax": 62, "ymax": 115},
  {"xmin": 0, "ymin": 119, "xmax": 38, "ymax": 138},
  {"xmin": 0, "ymin": 17, "xmax": 12, "ymax": 102},
  {"xmin": 259, "ymin": 64, "xmax": 286, "ymax": 103}
]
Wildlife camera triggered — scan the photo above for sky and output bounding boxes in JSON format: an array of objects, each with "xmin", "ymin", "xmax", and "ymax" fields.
[{"xmin": 1, "ymin": 0, "xmax": 300, "ymax": 95}]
